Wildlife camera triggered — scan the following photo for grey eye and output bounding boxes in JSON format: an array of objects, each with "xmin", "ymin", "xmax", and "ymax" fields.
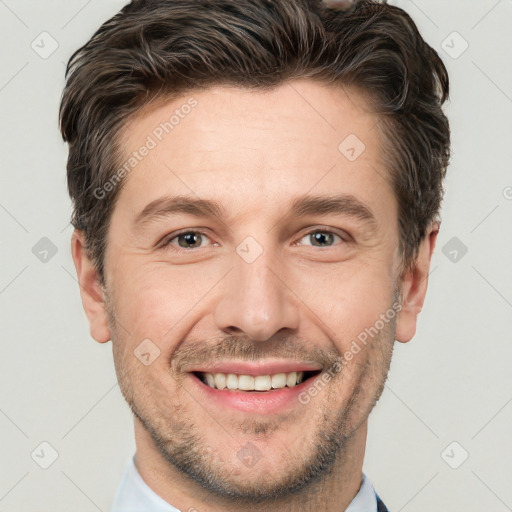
[{"xmin": 299, "ymin": 231, "xmax": 343, "ymax": 247}]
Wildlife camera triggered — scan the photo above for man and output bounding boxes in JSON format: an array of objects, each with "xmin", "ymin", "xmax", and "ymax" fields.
[{"xmin": 59, "ymin": 0, "xmax": 450, "ymax": 510}]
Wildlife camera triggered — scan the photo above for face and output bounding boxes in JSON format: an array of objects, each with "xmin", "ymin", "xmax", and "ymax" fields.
[{"xmin": 74, "ymin": 79, "xmax": 434, "ymax": 504}]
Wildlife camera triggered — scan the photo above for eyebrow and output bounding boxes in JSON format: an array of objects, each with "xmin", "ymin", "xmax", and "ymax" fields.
[
  {"xmin": 133, "ymin": 195, "xmax": 226, "ymax": 229},
  {"xmin": 133, "ymin": 193, "xmax": 377, "ymax": 231}
]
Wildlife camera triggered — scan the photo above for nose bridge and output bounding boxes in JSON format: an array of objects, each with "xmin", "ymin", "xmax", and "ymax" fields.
[{"xmin": 214, "ymin": 240, "xmax": 299, "ymax": 341}]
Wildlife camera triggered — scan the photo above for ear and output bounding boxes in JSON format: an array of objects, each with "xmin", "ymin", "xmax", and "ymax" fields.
[
  {"xmin": 395, "ymin": 222, "xmax": 439, "ymax": 343},
  {"xmin": 71, "ymin": 229, "xmax": 111, "ymax": 343}
]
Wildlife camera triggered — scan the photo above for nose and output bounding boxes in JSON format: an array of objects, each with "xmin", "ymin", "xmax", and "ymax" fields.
[{"xmin": 214, "ymin": 245, "xmax": 300, "ymax": 342}]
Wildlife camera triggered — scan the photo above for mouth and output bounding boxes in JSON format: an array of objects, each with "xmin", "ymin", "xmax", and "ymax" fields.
[
  {"xmin": 192, "ymin": 370, "xmax": 323, "ymax": 391},
  {"xmin": 187, "ymin": 362, "xmax": 325, "ymax": 414}
]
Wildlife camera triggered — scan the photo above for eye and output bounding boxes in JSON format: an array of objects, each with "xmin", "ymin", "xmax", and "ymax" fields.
[
  {"xmin": 160, "ymin": 228, "xmax": 347, "ymax": 252},
  {"xmin": 296, "ymin": 229, "xmax": 346, "ymax": 248},
  {"xmin": 161, "ymin": 230, "xmax": 216, "ymax": 251}
]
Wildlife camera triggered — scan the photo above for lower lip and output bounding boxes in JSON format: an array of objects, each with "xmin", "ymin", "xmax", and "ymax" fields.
[{"xmin": 189, "ymin": 373, "xmax": 321, "ymax": 414}]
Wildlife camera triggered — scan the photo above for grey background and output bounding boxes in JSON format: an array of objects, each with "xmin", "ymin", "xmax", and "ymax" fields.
[{"xmin": 0, "ymin": 0, "xmax": 511, "ymax": 510}]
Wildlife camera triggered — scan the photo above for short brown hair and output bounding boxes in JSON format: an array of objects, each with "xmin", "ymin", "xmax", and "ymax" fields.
[{"xmin": 59, "ymin": 0, "xmax": 450, "ymax": 284}]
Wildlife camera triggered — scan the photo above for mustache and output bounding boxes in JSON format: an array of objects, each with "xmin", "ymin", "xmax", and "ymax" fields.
[{"xmin": 172, "ymin": 334, "xmax": 340, "ymax": 373}]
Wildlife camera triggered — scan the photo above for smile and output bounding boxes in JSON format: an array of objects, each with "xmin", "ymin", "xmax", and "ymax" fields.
[
  {"xmin": 187, "ymin": 361, "xmax": 325, "ymax": 414},
  {"xmin": 194, "ymin": 370, "xmax": 322, "ymax": 391}
]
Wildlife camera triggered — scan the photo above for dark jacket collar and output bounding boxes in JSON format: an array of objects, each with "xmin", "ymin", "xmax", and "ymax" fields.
[{"xmin": 376, "ymin": 493, "xmax": 390, "ymax": 512}]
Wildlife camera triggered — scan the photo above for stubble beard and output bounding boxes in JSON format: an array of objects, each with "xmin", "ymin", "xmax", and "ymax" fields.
[{"xmin": 104, "ymin": 289, "xmax": 396, "ymax": 506}]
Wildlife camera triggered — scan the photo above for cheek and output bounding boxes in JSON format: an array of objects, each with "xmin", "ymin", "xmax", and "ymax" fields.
[
  {"xmin": 288, "ymin": 260, "xmax": 397, "ymax": 349},
  {"xmin": 110, "ymin": 261, "xmax": 223, "ymax": 344}
]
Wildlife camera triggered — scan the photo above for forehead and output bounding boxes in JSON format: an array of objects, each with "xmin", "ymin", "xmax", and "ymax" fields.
[{"xmin": 114, "ymin": 79, "xmax": 395, "ymax": 227}]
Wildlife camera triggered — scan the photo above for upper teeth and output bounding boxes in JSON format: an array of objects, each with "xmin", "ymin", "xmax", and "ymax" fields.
[{"xmin": 203, "ymin": 372, "xmax": 304, "ymax": 391}]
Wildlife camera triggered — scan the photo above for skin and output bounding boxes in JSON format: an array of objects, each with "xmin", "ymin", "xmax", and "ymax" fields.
[{"xmin": 72, "ymin": 79, "xmax": 438, "ymax": 511}]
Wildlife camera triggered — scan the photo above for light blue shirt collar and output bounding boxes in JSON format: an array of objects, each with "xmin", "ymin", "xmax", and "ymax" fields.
[{"xmin": 111, "ymin": 454, "xmax": 378, "ymax": 511}]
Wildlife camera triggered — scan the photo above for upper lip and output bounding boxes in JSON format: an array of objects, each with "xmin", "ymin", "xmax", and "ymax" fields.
[{"xmin": 188, "ymin": 360, "xmax": 323, "ymax": 376}]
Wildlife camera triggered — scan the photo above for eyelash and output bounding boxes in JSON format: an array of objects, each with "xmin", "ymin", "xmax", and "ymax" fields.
[{"xmin": 160, "ymin": 228, "xmax": 348, "ymax": 252}]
